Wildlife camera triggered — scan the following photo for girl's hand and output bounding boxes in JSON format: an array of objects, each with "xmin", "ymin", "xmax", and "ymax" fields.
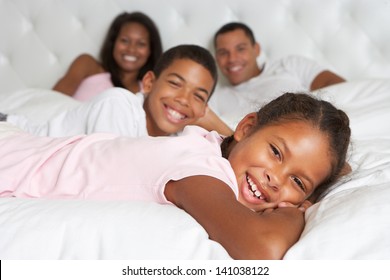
[{"xmin": 277, "ymin": 200, "xmax": 312, "ymax": 212}]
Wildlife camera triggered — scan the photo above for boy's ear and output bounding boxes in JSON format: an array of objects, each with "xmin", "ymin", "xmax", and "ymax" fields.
[
  {"xmin": 141, "ymin": 71, "xmax": 156, "ymax": 95},
  {"xmin": 234, "ymin": 112, "xmax": 258, "ymax": 142}
]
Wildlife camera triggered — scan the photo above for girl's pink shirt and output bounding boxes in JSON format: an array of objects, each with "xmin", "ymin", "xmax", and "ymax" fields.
[{"xmin": 0, "ymin": 126, "xmax": 238, "ymax": 203}]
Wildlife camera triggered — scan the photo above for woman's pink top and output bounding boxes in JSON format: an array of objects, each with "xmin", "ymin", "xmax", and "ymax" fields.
[
  {"xmin": 0, "ymin": 126, "xmax": 238, "ymax": 204},
  {"xmin": 73, "ymin": 73, "xmax": 114, "ymax": 101}
]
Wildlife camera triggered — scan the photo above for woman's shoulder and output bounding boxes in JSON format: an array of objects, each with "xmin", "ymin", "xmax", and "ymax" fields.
[
  {"xmin": 74, "ymin": 53, "xmax": 99, "ymax": 63},
  {"xmin": 71, "ymin": 54, "xmax": 105, "ymax": 76}
]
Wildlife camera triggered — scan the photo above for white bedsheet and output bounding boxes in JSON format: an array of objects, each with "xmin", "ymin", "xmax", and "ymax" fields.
[{"xmin": 0, "ymin": 78, "xmax": 389, "ymax": 259}]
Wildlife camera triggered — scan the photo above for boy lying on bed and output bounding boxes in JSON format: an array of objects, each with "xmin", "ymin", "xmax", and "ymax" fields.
[
  {"xmin": 0, "ymin": 92, "xmax": 351, "ymax": 259},
  {"xmin": 0, "ymin": 44, "xmax": 232, "ymax": 137}
]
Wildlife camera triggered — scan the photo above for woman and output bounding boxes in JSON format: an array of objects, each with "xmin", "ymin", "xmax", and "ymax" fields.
[{"xmin": 53, "ymin": 12, "xmax": 163, "ymax": 101}]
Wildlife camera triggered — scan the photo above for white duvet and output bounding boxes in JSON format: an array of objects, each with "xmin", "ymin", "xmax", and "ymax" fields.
[{"xmin": 0, "ymin": 78, "xmax": 389, "ymax": 259}]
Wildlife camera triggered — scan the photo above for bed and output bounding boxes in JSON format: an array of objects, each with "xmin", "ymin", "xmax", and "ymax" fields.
[{"xmin": 0, "ymin": 0, "xmax": 389, "ymax": 259}]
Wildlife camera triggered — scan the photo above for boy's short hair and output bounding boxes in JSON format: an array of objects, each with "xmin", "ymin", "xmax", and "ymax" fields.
[
  {"xmin": 153, "ymin": 44, "xmax": 218, "ymax": 97},
  {"xmin": 214, "ymin": 22, "xmax": 256, "ymax": 46}
]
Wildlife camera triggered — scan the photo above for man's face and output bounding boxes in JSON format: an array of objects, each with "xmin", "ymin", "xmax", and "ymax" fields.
[{"xmin": 215, "ymin": 29, "xmax": 261, "ymax": 86}]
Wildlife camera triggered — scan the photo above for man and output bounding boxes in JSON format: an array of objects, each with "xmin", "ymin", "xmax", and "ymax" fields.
[{"xmin": 208, "ymin": 22, "xmax": 345, "ymax": 129}]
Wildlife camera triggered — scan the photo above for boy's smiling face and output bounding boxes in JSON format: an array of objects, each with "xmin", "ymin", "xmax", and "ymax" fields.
[{"xmin": 143, "ymin": 58, "xmax": 215, "ymax": 136}]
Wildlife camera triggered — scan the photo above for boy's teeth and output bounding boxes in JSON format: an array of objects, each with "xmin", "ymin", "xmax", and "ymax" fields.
[{"xmin": 167, "ymin": 107, "xmax": 185, "ymax": 120}]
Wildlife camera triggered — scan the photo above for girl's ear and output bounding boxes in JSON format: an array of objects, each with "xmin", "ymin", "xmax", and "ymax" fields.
[
  {"xmin": 141, "ymin": 71, "xmax": 156, "ymax": 95},
  {"xmin": 234, "ymin": 112, "xmax": 258, "ymax": 142},
  {"xmin": 338, "ymin": 162, "xmax": 352, "ymax": 177}
]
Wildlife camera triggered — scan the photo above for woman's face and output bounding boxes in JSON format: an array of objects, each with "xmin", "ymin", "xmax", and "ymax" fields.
[
  {"xmin": 228, "ymin": 116, "xmax": 332, "ymax": 212},
  {"xmin": 113, "ymin": 22, "xmax": 151, "ymax": 74}
]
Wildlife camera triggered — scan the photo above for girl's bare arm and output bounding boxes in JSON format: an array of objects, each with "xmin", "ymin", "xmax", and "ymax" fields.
[{"xmin": 165, "ymin": 175, "xmax": 305, "ymax": 260}]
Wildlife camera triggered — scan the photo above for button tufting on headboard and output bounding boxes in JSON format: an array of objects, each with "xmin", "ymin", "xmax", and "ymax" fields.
[{"xmin": 0, "ymin": 0, "xmax": 389, "ymax": 95}]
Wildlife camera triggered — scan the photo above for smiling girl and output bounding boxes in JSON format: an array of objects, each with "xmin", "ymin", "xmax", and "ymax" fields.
[{"xmin": 0, "ymin": 92, "xmax": 351, "ymax": 259}]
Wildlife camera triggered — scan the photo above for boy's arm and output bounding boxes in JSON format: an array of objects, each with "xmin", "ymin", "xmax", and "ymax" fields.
[
  {"xmin": 165, "ymin": 175, "xmax": 305, "ymax": 260},
  {"xmin": 193, "ymin": 107, "xmax": 234, "ymax": 136}
]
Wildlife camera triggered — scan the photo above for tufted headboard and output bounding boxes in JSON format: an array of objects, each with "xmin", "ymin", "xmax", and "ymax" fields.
[{"xmin": 1, "ymin": 0, "xmax": 389, "ymax": 95}]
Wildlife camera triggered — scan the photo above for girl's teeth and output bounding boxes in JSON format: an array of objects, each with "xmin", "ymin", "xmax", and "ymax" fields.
[{"xmin": 247, "ymin": 176, "xmax": 262, "ymax": 199}]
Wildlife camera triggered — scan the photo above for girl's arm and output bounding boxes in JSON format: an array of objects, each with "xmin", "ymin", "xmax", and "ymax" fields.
[
  {"xmin": 165, "ymin": 175, "xmax": 305, "ymax": 260},
  {"xmin": 53, "ymin": 54, "xmax": 103, "ymax": 96}
]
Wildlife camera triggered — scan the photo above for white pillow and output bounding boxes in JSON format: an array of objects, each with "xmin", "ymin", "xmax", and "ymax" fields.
[
  {"xmin": 284, "ymin": 181, "xmax": 390, "ymax": 259},
  {"xmin": 284, "ymin": 137, "xmax": 390, "ymax": 259},
  {"xmin": 285, "ymin": 80, "xmax": 390, "ymax": 259},
  {"xmin": 0, "ymin": 198, "xmax": 231, "ymax": 259},
  {"xmin": 315, "ymin": 78, "xmax": 390, "ymax": 140}
]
